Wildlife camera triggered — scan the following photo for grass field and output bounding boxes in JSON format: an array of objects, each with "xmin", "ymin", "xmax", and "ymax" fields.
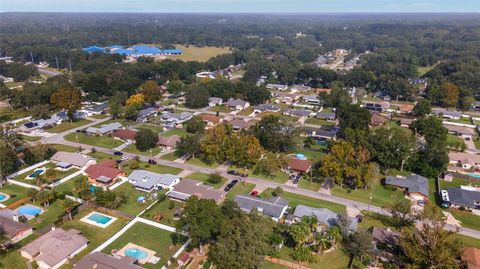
[
  {"xmin": 51, "ymin": 144, "xmax": 79, "ymax": 153},
  {"xmin": 46, "ymin": 119, "xmax": 92, "ymax": 133},
  {"xmin": 449, "ymin": 209, "xmax": 480, "ymax": 231},
  {"xmin": 331, "ymin": 181, "xmax": 407, "ymax": 208},
  {"xmin": 226, "ymin": 182, "xmax": 256, "ymax": 200},
  {"xmin": 185, "ymin": 158, "xmax": 220, "ymax": 169},
  {"xmin": 21, "ymin": 135, "xmax": 41, "ymax": 142},
  {"xmin": 102, "ymin": 222, "xmax": 187, "ymax": 269},
  {"xmin": 185, "ymin": 172, "xmax": 226, "ymax": 189},
  {"xmin": 64, "ymin": 133, "xmax": 124, "ymax": 149},
  {"xmin": 136, "ymin": 123, "xmax": 165, "ymax": 134},
  {"xmin": 305, "ymin": 117, "xmax": 337, "ymax": 126},
  {"xmin": 0, "ymin": 183, "xmax": 30, "ymax": 206},
  {"xmin": 0, "ymin": 108, "xmax": 30, "ymax": 123},
  {"xmin": 121, "ymin": 160, "xmax": 182, "ymax": 176},
  {"xmin": 123, "ymin": 144, "xmax": 161, "ymax": 157},
  {"xmin": 142, "ymin": 197, "xmax": 184, "ymax": 226},
  {"xmin": 112, "ymin": 183, "xmax": 157, "ymax": 216},
  {"xmin": 0, "ymin": 234, "xmax": 36, "ymax": 269},
  {"xmin": 162, "ymin": 128, "xmax": 188, "ymax": 137},
  {"xmin": 261, "ymin": 188, "xmax": 346, "ymax": 213},
  {"xmin": 13, "ymin": 162, "xmax": 79, "ymax": 184},
  {"xmin": 166, "ymin": 44, "xmax": 232, "ymax": 62},
  {"xmin": 160, "ymin": 152, "xmax": 178, "ymax": 161}
]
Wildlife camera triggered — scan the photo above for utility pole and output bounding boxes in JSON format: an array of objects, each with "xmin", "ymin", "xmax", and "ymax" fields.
[
  {"xmin": 29, "ymin": 48, "xmax": 34, "ymax": 64},
  {"xmin": 55, "ymin": 55, "xmax": 60, "ymax": 69}
]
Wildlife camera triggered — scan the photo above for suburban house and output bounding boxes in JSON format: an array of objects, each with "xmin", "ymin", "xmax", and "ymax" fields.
[
  {"xmin": 76, "ymin": 252, "xmax": 143, "ymax": 269},
  {"xmin": 462, "ymin": 247, "xmax": 480, "ymax": 269},
  {"xmin": 372, "ymin": 227, "xmax": 401, "ymax": 256},
  {"xmin": 225, "ymin": 98, "xmax": 250, "ymax": 110},
  {"xmin": 364, "ymin": 101, "xmax": 390, "ymax": 112},
  {"xmin": 443, "ymin": 124, "xmax": 476, "ymax": 138},
  {"xmin": 128, "ymin": 170, "xmax": 181, "ymax": 192},
  {"xmin": 199, "ymin": 114, "xmax": 222, "ymax": 127},
  {"xmin": 196, "ymin": 71, "xmax": 216, "ymax": 81},
  {"xmin": 290, "ymin": 85, "xmax": 311, "ymax": 93},
  {"xmin": 286, "ymin": 157, "xmax": 312, "ymax": 174},
  {"xmin": 274, "ymin": 93, "xmax": 299, "ymax": 105},
  {"xmin": 208, "ymin": 97, "xmax": 223, "ymax": 107},
  {"xmin": 21, "ymin": 228, "xmax": 88, "ymax": 269},
  {"xmin": 157, "ymin": 135, "xmax": 181, "ymax": 151},
  {"xmin": 234, "ymin": 195, "xmax": 288, "ymax": 222},
  {"xmin": 266, "ymin": 83, "xmax": 288, "ymax": 91},
  {"xmin": 433, "ymin": 108, "xmax": 462, "ymax": 120},
  {"xmin": 136, "ymin": 107, "xmax": 157, "ymax": 123},
  {"xmin": 448, "ymin": 152, "xmax": 480, "ymax": 170},
  {"xmin": 253, "ymin": 103, "xmax": 280, "ymax": 113},
  {"xmin": 50, "ymin": 151, "xmax": 96, "ymax": 170},
  {"xmin": 398, "ymin": 104, "xmax": 414, "ymax": 114},
  {"xmin": 0, "ymin": 212, "xmax": 33, "ymax": 243},
  {"xmin": 84, "ymin": 160, "xmax": 124, "ymax": 187},
  {"xmin": 303, "ymin": 95, "xmax": 320, "ymax": 105},
  {"xmin": 178, "ymin": 253, "xmax": 192, "ymax": 267},
  {"xmin": 85, "ymin": 122, "xmax": 123, "ymax": 136},
  {"xmin": 384, "ymin": 175, "xmax": 429, "ymax": 202},
  {"xmin": 316, "ymin": 111, "xmax": 336, "ymax": 122},
  {"xmin": 20, "ymin": 118, "xmax": 60, "ymax": 133},
  {"xmin": 283, "ymin": 108, "xmax": 313, "ymax": 118},
  {"xmin": 304, "ymin": 127, "xmax": 338, "ymax": 141},
  {"xmin": 393, "ymin": 117, "xmax": 415, "ymax": 128},
  {"xmin": 168, "ymin": 179, "xmax": 225, "ymax": 203},
  {"xmin": 286, "ymin": 204, "xmax": 357, "ymax": 231},
  {"xmin": 79, "ymin": 101, "xmax": 109, "ymax": 116},
  {"xmin": 227, "ymin": 118, "xmax": 257, "ymax": 131},
  {"xmin": 444, "ymin": 187, "xmax": 480, "ymax": 210},
  {"xmin": 370, "ymin": 112, "xmax": 388, "ymax": 126},
  {"xmin": 160, "ymin": 112, "xmax": 193, "ymax": 126},
  {"xmin": 113, "ymin": 129, "xmax": 138, "ymax": 142}
]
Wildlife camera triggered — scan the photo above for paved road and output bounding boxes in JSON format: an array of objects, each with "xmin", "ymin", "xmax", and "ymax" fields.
[{"xmin": 40, "ymin": 117, "xmax": 480, "ymax": 240}]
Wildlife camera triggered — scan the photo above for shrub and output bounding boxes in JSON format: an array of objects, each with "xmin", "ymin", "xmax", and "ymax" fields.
[
  {"xmin": 158, "ymin": 193, "xmax": 167, "ymax": 202},
  {"xmin": 168, "ymin": 200, "xmax": 175, "ymax": 210},
  {"xmin": 208, "ymin": 173, "xmax": 223, "ymax": 184}
]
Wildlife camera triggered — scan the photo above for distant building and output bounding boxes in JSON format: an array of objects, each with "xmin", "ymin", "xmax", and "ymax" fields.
[
  {"xmin": 283, "ymin": 108, "xmax": 313, "ymax": 118},
  {"xmin": 370, "ymin": 112, "xmax": 387, "ymax": 127},
  {"xmin": 290, "ymin": 85, "xmax": 310, "ymax": 92},
  {"xmin": 304, "ymin": 127, "xmax": 339, "ymax": 141},
  {"xmin": 199, "ymin": 114, "xmax": 222, "ymax": 127},
  {"xmin": 85, "ymin": 122, "xmax": 122, "ymax": 136},
  {"xmin": 113, "ymin": 129, "xmax": 138, "ymax": 142},
  {"xmin": 448, "ymin": 152, "xmax": 480, "ymax": 170},
  {"xmin": 234, "ymin": 195, "xmax": 288, "ymax": 222},
  {"xmin": 225, "ymin": 98, "xmax": 250, "ymax": 110},
  {"xmin": 443, "ymin": 123, "xmax": 476, "ymax": 138},
  {"xmin": 160, "ymin": 112, "xmax": 193, "ymax": 126},
  {"xmin": 208, "ymin": 97, "xmax": 223, "ymax": 107},
  {"xmin": 0, "ymin": 214, "xmax": 33, "ymax": 243},
  {"xmin": 462, "ymin": 247, "xmax": 480, "ymax": 269},
  {"xmin": 76, "ymin": 252, "xmax": 143, "ymax": 269},
  {"xmin": 266, "ymin": 84, "xmax": 288, "ymax": 91},
  {"xmin": 157, "ymin": 135, "xmax": 181, "ymax": 151},
  {"xmin": 316, "ymin": 111, "xmax": 336, "ymax": 122},
  {"xmin": 136, "ymin": 107, "xmax": 157, "ymax": 123},
  {"xmin": 253, "ymin": 104, "xmax": 280, "ymax": 113},
  {"xmin": 21, "ymin": 228, "xmax": 88, "ymax": 269},
  {"xmin": 286, "ymin": 157, "xmax": 312, "ymax": 173},
  {"xmin": 302, "ymin": 95, "xmax": 320, "ymax": 105},
  {"xmin": 287, "ymin": 205, "xmax": 357, "ymax": 231},
  {"xmin": 433, "ymin": 108, "xmax": 462, "ymax": 120},
  {"xmin": 227, "ymin": 118, "xmax": 257, "ymax": 131},
  {"xmin": 168, "ymin": 179, "xmax": 225, "ymax": 203}
]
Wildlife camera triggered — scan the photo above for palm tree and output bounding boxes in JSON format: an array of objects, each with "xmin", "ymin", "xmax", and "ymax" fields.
[
  {"xmin": 315, "ymin": 233, "xmax": 329, "ymax": 254},
  {"xmin": 34, "ymin": 175, "xmax": 46, "ymax": 187},
  {"xmin": 327, "ymin": 226, "xmax": 341, "ymax": 247},
  {"xmin": 27, "ymin": 188, "xmax": 39, "ymax": 202},
  {"xmin": 61, "ymin": 199, "xmax": 76, "ymax": 220}
]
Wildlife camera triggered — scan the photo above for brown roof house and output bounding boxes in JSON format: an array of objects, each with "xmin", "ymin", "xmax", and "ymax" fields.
[
  {"xmin": 168, "ymin": 179, "xmax": 225, "ymax": 203},
  {"xmin": 157, "ymin": 135, "xmax": 181, "ymax": 151},
  {"xmin": 84, "ymin": 160, "xmax": 124, "ymax": 187},
  {"xmin": 449, "ymin": 152, "xmax": 480, "ymax": 171},
  {"xmin": 200, "ymin": 114, "xmax": 222, "ymax": 128},
  {"xmin": 370, "ymin": 112, "xmax": 388, "ymax": 127},
  {"xmin": 76, "ymin": 252, "xmax": 143, "ymax": 269},
  {"xmin": 227, "ymin": 118, "xmax": 257, "ymax": 131},
  {"xmin": 286, "ymin": 157, "xmax": 313, "ymax": 173},
  {"xmin": 0, "ymin": 211, "xmax": 33, "ymax": 243},
  {"xmin": 113, "ymin": 129, "xmax": 138, "ymax": 142},
  {"xmin": 462, "ymin": 247, "xmax": 480, "ymax": 269},
  {"xmin": 21, "ymin": 228, "xmax": 88, "ymax": 269}
]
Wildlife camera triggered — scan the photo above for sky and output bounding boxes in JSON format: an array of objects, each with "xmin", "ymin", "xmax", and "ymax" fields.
[{"xmin": 1, "ymin": 0, "xmax": 479, "ymax": 13}]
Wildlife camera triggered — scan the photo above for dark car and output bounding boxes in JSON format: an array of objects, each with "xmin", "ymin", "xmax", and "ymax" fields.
[
  {"xmin": 113, "ymin": 151, "xmax": 123, "ymax": 156},
  {"xmin": 249, "ymin": 190, "xmax": 259, "ymax": 197},
  {"xmin": 224, "ymin": 179, "xmax": 240, "ymax": 192},
  {"xmin": 227, "ymin": 170, "xmax": 240, "ymax": 176},
  {"xmin": 148, "ymin": 159, "xmax": 157, "ymax": 164}
]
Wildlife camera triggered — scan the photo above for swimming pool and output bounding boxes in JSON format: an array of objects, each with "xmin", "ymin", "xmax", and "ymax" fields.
[
  {"xmin": 29, "ymin": 169, "xmax": 45, "ymax": 178},
  {"xmin": 0, "ymin": 193, "xmax": 7, "ymax": 202},
  {"xmin": 87, "ymin": 213, "xmax": 113, "ymax": 225},
  {"xmin": 124, "ymin": 248, "xmax": 149, "ymax": 260},
  {"xmin": 17, "ymin": 205, "xmax": 42, "ymax": 216},
  {"xmin": 466, "ymin": 173, "xmax": 480, "ymax": 179}
]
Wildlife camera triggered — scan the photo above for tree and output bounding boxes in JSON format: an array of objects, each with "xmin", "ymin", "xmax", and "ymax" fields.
[
  {"xmin": 166, "ymin": 80, "xmax": 184, "ymax": 96},
  {"xmin": 345, "ymin": 229, "xmax": 374, "ymax": 268},
  {"xmin": 50, "ymin": 86, "xmax": 81, "ymax": 120},
  {"xmin": 440, "ymin": 82, "xmax": 460, "ymax": 107},
  {"xmin": 109, "ymin": 100, "xmax": 123, "ymax": 119},
  {"xmin": 252, "ymin": 115, "xmax": 297, "ymax": 152},
  {"xmin": 368, "ymin": 127, "xmax": 415, "ymax": 170},
  {"xmin": 337, "ymin": 104, "xmax": 371, "ymax": 132},
  {"xmin": 140, "ymin": 80, "xmax": 163, "ymax": 103},
  {"xmin": 0, "ymin": 144, "xmax": 16, "ymax": 181},
  {"xmin": 185, "ymin": 84, "xmax": 210, "ymax": 108},
  {"xmin": 27, "ymin": 188, "xmax": 39, "ymax": 202},
  {"xmin": 177, "ymin": 196, "xmax": 224, "ymax": 253},
  {"xmin": 135, "ymin": 128, "xmax": 158, "ymax": 151},
  {"xmin": 185, "ymin": 116, "xmax": 206, "ymax": 134},
  {"xmin": 227, "ymin": 133, "xmax": 264, "ymax": 168},
  {"xmin": 176, "ymin": 134, "xmax": 201, "ymax": 158},
  {"xmin": 125, "ymin": 93, "xmax": 145, "ymax": 108},
  {"xmin": 61, "ymin": 199, "xmax": 77, "ymax": 220},
  {"xmin": 208, "ymin": 172, "xmax": 223, "ymax": 184},
  {"xmin": 384, "ymin": 199, "xmax": 416, "ymax": 228},
  {"xmin": 254, "ymin": 152, "xmax": 286, "ymax": 177},
  {"xmin": 73, "ymin": 176, "xmax": 91, "ymax": 199},
  {"xmin": 199, "ymin": 124, "xmax": 229, "ymax": 164},
  {"xmin": 400, "ymin": 220, "xmax": 462, "ymax": 268},
  {"xmin": 413, "ymin": 99, "xmax": 432, "ymax": 117},
  {"xmin": 30, "ymin": 104, "xmax": 51, "ymax": 119}
]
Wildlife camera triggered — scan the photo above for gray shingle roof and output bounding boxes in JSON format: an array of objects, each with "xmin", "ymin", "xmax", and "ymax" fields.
[
  {"xmin": 293, "ymin": 205, "xmax": 337, "ymax": 226},
  {"xmin": 86, "ymin": 122, "xmax": 122, "ymax": 134},
  {"xmin": 316, "ymin": 112, "xmax": 336, "ymax": 119},
  {"xmin": 254, "ymin": 103, "xmax": 279, "ymax": 112},
  {"xmin": 76, "ymin": 252, "xmax": 142, "ymax": 269},
  {"xmin": 128, "ymin": 170, "xmax": 180, "ymax": 190},
  {"xmin": 234, "ymin": 195, "xmax": 288, "ymax": 219},
  {"xmin": 385, "ymin": 175, "xmax": 429, "ymax": 197},
  {"xmin": 226, "ymin": 98, "xmax": 248, "ymax": 107},
  {"xmin": 447, "ymin": 187, "xmax": 480, "ymax": 208}
]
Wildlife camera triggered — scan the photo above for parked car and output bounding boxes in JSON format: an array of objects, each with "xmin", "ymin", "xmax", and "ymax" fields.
[
  {"xmin": 113, "ymin": 151, "xmax": 124, "ymax": 156},
  {"xmin": 223, "ymin": 179, "xmax": 239, "ymax": 192},
  {"xmin": 239, "ymin": 172, "xmax": 248, "ymax": 178},
  {"xmin": 227, "ymin": 170, "xmax": 240, "ymax": 176},
  {"xmin": 249, "ymin": 190, "xmax": 259, "ymax": 197},
  {"xmin": 148, "ymin": 159, "xmax": 157, "ymax": 164}
]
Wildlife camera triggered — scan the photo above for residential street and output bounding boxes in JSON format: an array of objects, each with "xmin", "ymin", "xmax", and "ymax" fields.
[{"xmin": 40, "ymin": 117, "xmax": 480, "ymax": 240}]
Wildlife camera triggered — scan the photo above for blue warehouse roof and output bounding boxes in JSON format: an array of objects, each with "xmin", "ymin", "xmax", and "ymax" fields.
[{"xmin": 83, "ymin": 46, "xmax": 106, "ymax": 53}]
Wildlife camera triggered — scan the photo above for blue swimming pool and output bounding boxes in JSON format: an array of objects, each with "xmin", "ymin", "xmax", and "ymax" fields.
[
  {"xmin": 29, "ymin": 169, "xmax": 45, "ymax": 178},
  {"xmin": 0, "ymin": 194, "xmax": 6, "ymax": 201},
  {"xmin": 466, "ymin": 173, "xmax": 480, "ymax": 179},
  {"xmin": 87, "ymin": 213, "xmax": 112, "ymax": 225},
  {"xmin": 17, "ymin": 205, "xmax": 42, "ymax": 216},
  {"xmin": 124, "ymin": 248, "xmax": 148, "ymax": 260}
]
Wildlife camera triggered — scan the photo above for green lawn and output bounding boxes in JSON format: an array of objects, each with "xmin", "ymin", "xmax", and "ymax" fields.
[
  {"xmin": 0, "ymin": 183, "xmax": 29, "ymax": 206},
  {"xmin": 262, "ymin": 188, "xmax": 346, "ymax": 213},
  {"xmin": 331, "ymin": 181, "xmax": 407, "ymax": 208},
  {"xmin": 160, "ymin": 152, "xmax": 178, "ymax": 161},
  {"xmin": 121, "ymin": 160, "xmax": 182, "ymax": 176},
  {"xmin": 51, "ymin": 144, "xmax": 79, "ymax": 153},
  {"xmin": 54, "ymin": 179, "xmax": 78, "ymax": 197},
  {"xmin": 440, "ymin": 177, "xmax": 480, "ymax": 189},
  {"xmin": 112, "ymin": 183, "xmax": 158, "ymax": 216},
  {"xmin": 28, "ymin": 200, "xmax": 65, "ymax": 230},
  {"xmin": 60, "ymin": 208, "xmax": 128, "ymax": 261},
  {"xmin": 237, "ymin": 107, "xmax": 254, "ymax": 116},
  {"xmin": 64, "ymin": 133, "xmax": 124, "ymax": 149},
  {"xmin": 102, "ymin": 222, "xmax": 187, "ymax": 269},
  {"xmin": 447, "ymin": 134, "xmax": 466, "ymax": 151},
  {"xmin": 226, "ymin": 182, "xmax": 256, "ymax": 200},
  {"xmin": 88, "ymin": 151, "xmax": 121, "ymax": 161},
  {"xmin": 162, "ymin": 128, "xmax": 188, "ymax": 137},
  {"xmin": 123, "ymin": 144, "xmax": 161, "ymax": 157},
  {"xmin": 90, "ymin": 114, "xmax": 109, "ymax": 119},
  {"xmin": 417, "ymin": 65, "xmax": 436, "ymax": 76},
  {"xmin": 260, "ymin": 261, "xmax": 290, "ymax": 269},
  {"xmin": 0, "ymin": 108, "xmax": 30, "ymax": 123},
  {"xmin": 0, "ymin": 234, "xmax": 37, "ymax": 269},
  {"xmin": 21, "ymin": 135, "xmax": 41, "ymax": 142},
  {"xmin": 291, "ymin": 144, "xmax": 327, "ymax": 161},
  {"xmin": 185, "ymin": 172, "xmax": 226, "ymax": 189},
  {"xmin": 136, "ymin": 123, "xmax": 165, "ymax": 134},
  {"xmin": 46, "ymin": 119, "xmax": 92, "ymax": 133},
  {"xmin": 449, "ymin": 210, "xmax": 480, "ymax": 231},
  {"xmin": 142, "ymin": 197, "xmax": 184, "ymax": 226},
  {"xmin": 92, "ymin": 119, "xmax": 133, "ymax": 128},
  {"xmin": 456, "ymin": 234, "xmax": 480, "ymax": 248},
  {"xmin": 185, "ymin": 158, "xmax": 220, "ymax": 169},
  {"xmin": 231, "ymin": 166, "xmax": 289, "ymax": 184},
  {"xmin": 13, "ymin": 162, "xmax": 79, "ymax": 184},
  {"xmin": 298, "ymin": 178, "xmax": 322, "ymax": 191},
  {"xmin": 209, "ymin": 105, "xmax": 232, "ymax": 113},
  {"xmin": 305, "ymin": 117, "xmax": 337, "ymax": 126}
]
